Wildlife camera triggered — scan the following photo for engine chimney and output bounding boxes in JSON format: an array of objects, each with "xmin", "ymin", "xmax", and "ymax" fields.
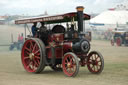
[{"xmin": 76, "ymin": 6, "xmax": 84, "ymax": 33}]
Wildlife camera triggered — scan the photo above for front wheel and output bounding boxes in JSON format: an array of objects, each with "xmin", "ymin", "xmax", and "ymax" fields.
[
  {"xmin": 87, "ymin": 51, "xmax": 104, "ymax": 74},
  {"xmin": 62, "ymin": 52, "xmax": 79, "ymax": 77}
]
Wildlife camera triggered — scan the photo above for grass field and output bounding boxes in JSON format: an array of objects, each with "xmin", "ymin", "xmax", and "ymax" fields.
[{"xmin": 0, "ymin": 25, "xmax": 128, "ymax": 85}]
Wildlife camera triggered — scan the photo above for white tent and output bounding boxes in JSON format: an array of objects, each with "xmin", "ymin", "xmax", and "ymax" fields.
[{"xmin": 90, "ymin": 10, "xmax": 128, "ymax": 25}]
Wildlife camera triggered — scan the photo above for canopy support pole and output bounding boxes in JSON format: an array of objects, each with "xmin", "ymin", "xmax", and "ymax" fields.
[{"xmin": 24, "ymin": 24, "xmax": 27, "ymax": 39}]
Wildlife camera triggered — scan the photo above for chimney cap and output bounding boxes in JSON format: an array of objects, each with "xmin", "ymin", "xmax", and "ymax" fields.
[{"xmin": 76, "ymin": 6, "xmax": 84, "ymax": 11}]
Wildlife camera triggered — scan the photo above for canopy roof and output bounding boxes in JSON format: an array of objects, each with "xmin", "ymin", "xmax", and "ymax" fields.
[
  {"xmin": 90, "ymin": 10, "xmax": 128, "ymax": 25},
  {"xmin": 15, "ymin": 12, "xmax": 90, "ymax": 24}
]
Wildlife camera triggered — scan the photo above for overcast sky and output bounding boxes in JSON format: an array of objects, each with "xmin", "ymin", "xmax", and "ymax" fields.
[{"xmin": 0, "ymin": 0, "xmax": 126, "ymax": 15}]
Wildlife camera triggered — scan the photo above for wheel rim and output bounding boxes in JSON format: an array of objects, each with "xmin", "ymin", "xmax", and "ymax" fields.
[
  {"xmin": 21, "ymin": 39, "xmax": 41, "ymax": 72},
  {"xmin": 62, "ymin": 54, "xmax": 77, "ymax": 76},
  {"xmin": 87, "ymin": 52, "xmax": 103, "ymax": 73},
  {"xmin": 116, "ymin": 38, "xmax": 121, "ymax": 46}
]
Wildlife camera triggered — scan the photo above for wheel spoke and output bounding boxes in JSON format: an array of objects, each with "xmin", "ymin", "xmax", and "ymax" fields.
[
  {"xmin": 25, "ymin": 51, "xmax": 30, "ymax": 55},
  {"xmin": 32, "ymin": 61, "xmax": 36, "ymax": 70},
  {"xmin": 33, "ymin": 59, "xmax": 39, "ymax": 67},
  {"xmin": 96, "ymin": 65, "xmax": 99, "ymax": 71},
  {"xmin": 91, "ymin": 64, "xmax": 95, "ymax": 68},
  {"xmin": 24, "ymin": 56, "xmax": 29, "ymax": 60},
  {"xmin": 36, "ymin": 59, "xmax": 40, "ymax": 65},
  {"xmin": 89, "ymin": 59, "xmax": 92, "ymax": 62},
  {"xmin": 36, "ymin": 52, "xmax": 40, "ymax": 56},
  {"xmin": 32, "ymin": 43, "xmax": 37, "ymax": 52},
  {"xmin": 65, "ymin": 59, "xmax": 68, "ymax": 63},
  {"xmin": 72, "ymin": 62, "xmax": 76, "ymax": 65},
  {"xmin": 64, "ymin": 60, "xmax": 67, "ymax": 65},
  {"xmin": 72, "ymin": 64, "xmax": 76, "ymax": 71},
  {"xmin": 35, "ymin": 56, "xmax": 40, "ymax": 59},
  {"xmin": 69, "ymin": 56, "xmax": 72, "ymax": 60},
  {"xmin": 92, "ymin": 55, "xmax": 95, "ymax": 60},
  {"xmin": 65, "ymin": 59, "xmax": 68, "ymax": 64},
  {"xmin": 72, "ymin": 66, "xmax": 74, "ymax": 71},
  {"xmin": 97, "ymin": 60, "xmax": 101, "ymax": 62},
  {"xmin": 88, "ymin": 59, "xmax": 92, "ymax": 63},
  {"xmin": 70, "ymin": 57, "xmax": 73, "ymax": 64},
  {"xmin": 97, "ymin": 60, "xmax": 101, "ymax": 64},
  {"xmin": 66, "ymin": 68, "xmax": 69, "ymax": 72},
  {"xmin": 25, "ymin": 47, "xmax": 31, "ymax": 52},
  {"xmin": 91, "ymin": 55, "xmax": 93, "ymax": 60},
  {"xmin": 27, "ymin": 61, "xmax": 32, "ymax": 69},
  {"xmin": 88, "ymin": 61, "xmax": 92, "ymax": 64},
  {"xmin": 27, "ymin": 65, "xmax": 30, "ymax": 69},
  {"xmin": 94, "ymin": 54, "xmax": 97, "ymax": 60},
  {"xmin": 69, "ymin": 68, "xmax": 72, "ymax": 73},
  {"xmin": 31, "ymin": 61, "xmax": 34, "ymax": 69},
  {"xmin": 95, "ymin": 55, "xmax": 99, "ymax": 60},
  {"xmin": 34, "ymin": 49, "xmax": 40, "ymax": 55},
  {"xmin": 30, "ymin": 41, "xmax": 34, "ymax": 50}
]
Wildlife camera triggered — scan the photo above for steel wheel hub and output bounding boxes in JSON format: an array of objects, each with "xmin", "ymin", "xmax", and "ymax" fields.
[
  {"xmin": 67, "ymin": 63, "xmax": 71, "ymax": 68},
  {"xmin": 92, "ymin": 60, "xmax": 98, "ymax": 65},
  {"xmin": 29, "ymin": 53, "xmax": 34, "ymax": 60}
]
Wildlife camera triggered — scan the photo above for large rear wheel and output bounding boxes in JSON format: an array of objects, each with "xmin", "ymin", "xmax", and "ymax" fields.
[
  {"xmin": 21, "ymin": 38, "xmax": 45, "ymax": 73},
  {"xmin": 62, "ymin": 52, "xmax": 79, "ymax": 77},
  {"xmin": 87, "ymin": 51, "xmax": 104, "ymax": 74}
]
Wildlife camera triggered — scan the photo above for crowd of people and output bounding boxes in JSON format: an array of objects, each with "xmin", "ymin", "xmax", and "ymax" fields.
[{"xmin": 91, "ymin": 29, "xmax": 113, "ymax": 40}]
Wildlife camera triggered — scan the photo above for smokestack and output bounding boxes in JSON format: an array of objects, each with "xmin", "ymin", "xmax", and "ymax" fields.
[{"xmin": 76, "ymin": 6, "xmax": 84, "ymax": 33}]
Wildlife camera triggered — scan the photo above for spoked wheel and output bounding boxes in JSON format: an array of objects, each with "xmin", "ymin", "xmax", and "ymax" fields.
[
  {"xmin": 62, "ymin": 52, "xmax": 79, "ymax": 77},
  {"xmin": 50, "ymin": 64, "xmax": 62, "ymax": 71},
  {"xmin": 111, "ymin": 39, "xmax": 114, "ymax": 46},
  {"xmin": 87, "ymin": 51, "xmax": 104, "ymax": 74},
  {"xmin": 116, "ymin": 37, "xmax": 122, "ymax": 46},
  {"xmin": 21, "ymin": 38, "xmax": 46, "ymax": 73}
]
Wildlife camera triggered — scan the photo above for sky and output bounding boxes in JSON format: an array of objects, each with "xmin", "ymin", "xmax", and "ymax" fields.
[{"xmin": 0, "ymin": 0, "xmax": 126, "ymax": 16}]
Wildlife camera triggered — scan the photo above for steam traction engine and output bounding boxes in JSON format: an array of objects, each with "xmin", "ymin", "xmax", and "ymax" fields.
[
  {"xmin": 111, "ymin": 30, "xmax": 128, "ymax": 46},
  {"xmin": 15, "ymin": 6, "xmax": 104, "ymax": 77}
]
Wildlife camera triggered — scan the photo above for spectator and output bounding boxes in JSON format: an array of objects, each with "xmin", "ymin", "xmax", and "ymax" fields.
[{"xmin": 20, "ymin": 33, "xmax": 24, "ymax": 43}]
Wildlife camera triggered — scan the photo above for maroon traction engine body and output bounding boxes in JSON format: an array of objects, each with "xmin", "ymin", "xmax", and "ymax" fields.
[{"xmin": 15, "ymin": 6, "xmax": 104, "ymax": 77}]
